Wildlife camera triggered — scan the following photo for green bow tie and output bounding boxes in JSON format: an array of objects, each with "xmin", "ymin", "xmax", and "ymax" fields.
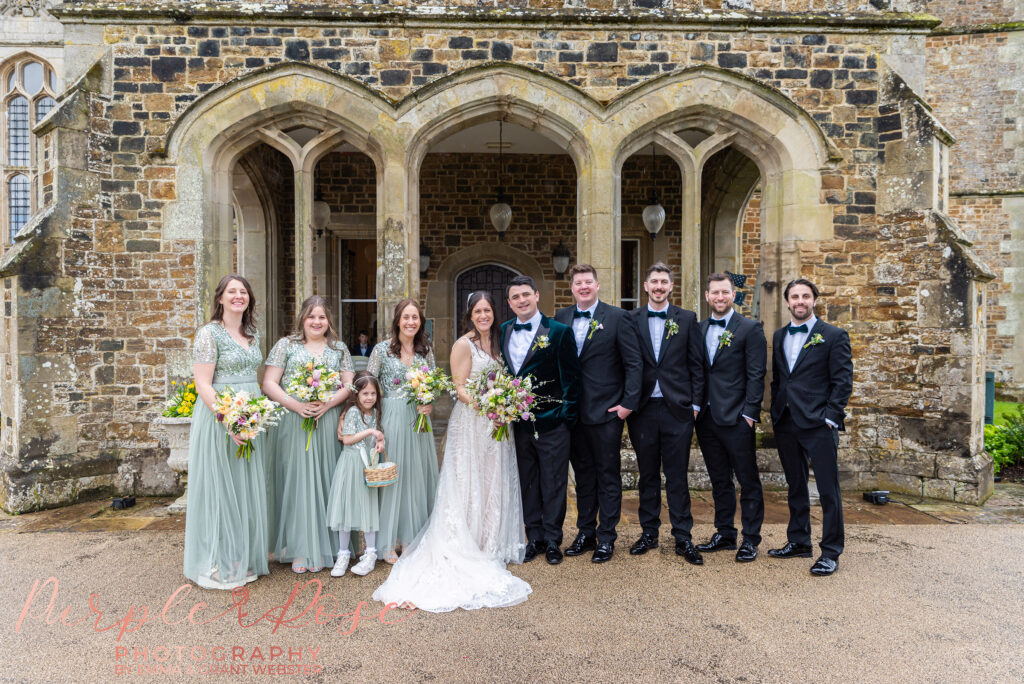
[{"xmin": 788, "ymin": 324, "xmax": 808, "ymax": 335}]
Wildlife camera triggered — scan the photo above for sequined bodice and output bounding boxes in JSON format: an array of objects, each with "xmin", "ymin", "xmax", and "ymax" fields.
[
  {"xmin": 192, "ymin": 322, "xmax": 263, "ymax": 376},
  {"xmin": 342, "ymin": 406, "xmax": 378, "ymax": 453},
  {"xmin": 265, "ymin": 337, "xmax": 353, "ymax": 398},
  {"xmin": 367, "ymin": 340, "xmax": 436, "ymax": 398}
]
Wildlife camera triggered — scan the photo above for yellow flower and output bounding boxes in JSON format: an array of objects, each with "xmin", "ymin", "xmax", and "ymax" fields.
[
  {"xmin": 185, "ymin": 393, "xmax": 196, "ymax": 402},
  {"xmin": 171, "ymin": 381, "xmax": 177, "ymax": 385}
]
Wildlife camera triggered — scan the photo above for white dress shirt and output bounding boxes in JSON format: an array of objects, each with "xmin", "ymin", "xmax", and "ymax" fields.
[
  {"xmin": 705, "ymin": 308, "xmax": 734, "ymax": 365},
  {"xmin": 571, "ymin": 301, "xmax": 599, "ymax": 356},
  {"xmin": 508, "ymin": 310, "xmax": 542, "ymax": 374},
  {"xmin": 647, "ymin": 303, "xmax": 667, "ymax": 398}
]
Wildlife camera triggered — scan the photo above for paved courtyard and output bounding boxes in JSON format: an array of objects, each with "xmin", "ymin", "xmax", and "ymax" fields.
[{"xmin": 2, "ymin": 486, "xmax": 1023, "ymax": 682}]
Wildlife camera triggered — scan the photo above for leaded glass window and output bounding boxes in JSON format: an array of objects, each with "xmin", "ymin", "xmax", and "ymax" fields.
[{"xmin": 9, "ymin": 174, "xmax": 29, "ymax": 240}]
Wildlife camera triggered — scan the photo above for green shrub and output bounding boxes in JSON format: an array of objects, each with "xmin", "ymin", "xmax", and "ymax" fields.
[{"xmin": 985, "ymin": 405, "xmax": 1024, "ymax": 475}]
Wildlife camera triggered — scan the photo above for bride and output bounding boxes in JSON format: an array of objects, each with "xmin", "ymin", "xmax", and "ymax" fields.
[{"xmin": 373, "ymin": 291, "xmax": 532, "ymax": 612}]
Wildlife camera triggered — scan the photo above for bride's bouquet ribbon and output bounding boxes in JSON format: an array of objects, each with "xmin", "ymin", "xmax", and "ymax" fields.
[
  {"xmin": 396, "ymin": 365, "xmax": 455, "ymax": 433},
  {"xmin": 285, "ymin": 359, "xmax": 342, "ymax": 450},
  {"xmin": 213, "ymin": 388, "xmax": 283, "ymax": 460}
]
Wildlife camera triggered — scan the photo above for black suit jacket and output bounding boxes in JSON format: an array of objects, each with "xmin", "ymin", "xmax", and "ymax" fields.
[
  {"xmin": 699, "ymin": 312, "xmax": 767, "ymax": 426},
  {"xmin": 555, "ymin": 301, "xmax": 642, "ymax": 425},
  {"xmin": 500, "ymin": 314, "xmax": 581, "ymax": 434},
  {"xmin": 630, "ymin": 304, "xmax": 705, "ymax": 422},
  {"xmin": 770, "ymin": 319, "xmax": 853, "ymax": 430}
]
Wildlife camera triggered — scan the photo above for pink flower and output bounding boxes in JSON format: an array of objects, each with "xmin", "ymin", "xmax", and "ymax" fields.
[
  {"xmin": 521, "ymin": 412, "xmax": 531, "ymax": 420},
  {"xmin": 393, "ymin": 378, "xmax": 401, "ymax": 385}
]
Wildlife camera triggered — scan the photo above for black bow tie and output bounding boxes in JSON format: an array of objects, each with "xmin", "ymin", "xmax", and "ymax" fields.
[
  {"xmin": 709, "ymin": 318, "xmax": 726, "ymax": 327},
  {"xmin": 573, "ymin": 310, "xmax": 591, "ymax": 319},
  {"xmin": 513, "ymin": 322, "xmax": 533, "ymax": 332},
  {"xmin": 788, "ymin": 323, "xmax": 809, "ymax": 335},
  {"xmin": 647, "ymin": 310, "xmax": 667, "ymax": 319}
]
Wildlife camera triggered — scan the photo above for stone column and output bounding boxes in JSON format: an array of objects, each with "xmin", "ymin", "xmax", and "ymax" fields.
[
  {"xmin": 377, "ymin": 146, "xmax": 416, "ymax": 335},
  {"xmin": 293, "ymin": 167, "xmax": 314, "ymax": 307},
  {"xmin": 577, "ymin": 145, "xmax": 619, "ymax": 302}
]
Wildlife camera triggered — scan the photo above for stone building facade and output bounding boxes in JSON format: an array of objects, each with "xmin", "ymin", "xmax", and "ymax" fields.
[{"xmin": 0, "ymin": 0, "xmax": 1020, "ymax": 512}]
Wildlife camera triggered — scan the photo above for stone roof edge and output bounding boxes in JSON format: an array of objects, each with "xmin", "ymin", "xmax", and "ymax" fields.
[
  {"xmin": 0, "ymin": 204, "xmax": 56, "ymax": 276},
  {"xmin": 52, "ymin": 4, "xmax": 942, "ymax": 33},
  {"xmin": 931, "ymin": 21, "xmax": 1024, "ymax": 36},
  {"xmin": 933, "ymin": 210, "xmax": 996, "ymax": 283}
]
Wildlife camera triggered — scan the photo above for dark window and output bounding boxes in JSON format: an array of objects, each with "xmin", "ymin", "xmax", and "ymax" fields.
[
  {"xmin": 35, "ymin": 96, "xmax": 56, "ymax": 123},
  {"xmin": 9, "ymin": 173, "xmax": 30, "ymax": 239},
  {"xmin": 7, "ymin": 96, "xmax": 29, "ymax": 166}
]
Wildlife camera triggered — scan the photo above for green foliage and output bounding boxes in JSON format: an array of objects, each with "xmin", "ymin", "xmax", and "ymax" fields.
[{"xmin": 985, "ymin": 404, "xmax": 1024, "ymax": 475}]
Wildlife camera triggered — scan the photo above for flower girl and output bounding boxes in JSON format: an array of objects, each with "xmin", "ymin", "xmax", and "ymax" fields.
[{"xmin": 328, "ymin": 371, "xmax": 386, "ymax": 577}]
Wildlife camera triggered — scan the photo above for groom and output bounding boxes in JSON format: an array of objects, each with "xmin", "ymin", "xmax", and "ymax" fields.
[{"xmin": 501, "ymin": 275, "xmax": 581, "ymax": 565}]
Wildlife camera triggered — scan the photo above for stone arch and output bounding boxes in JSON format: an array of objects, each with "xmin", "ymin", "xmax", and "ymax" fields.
[
  {"xmin": 162, "ymin": 63, "xmax": 391, "ymax": 318},
  {"xmin": 426, "ymin": 243, "xmax": 547, "ymax": 367},
  {"xmin": 607, "ymin": 65, "xmax": 836, "ymax": 324}
]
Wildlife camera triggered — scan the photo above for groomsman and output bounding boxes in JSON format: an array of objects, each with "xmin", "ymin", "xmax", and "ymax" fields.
[
  {"xmin": 694, "ymin": 273, "xmax": 767, "ymax": 563},
  {"xmin": 501, "ymin": 275, "xmax": 581, "ymax": 565},
  {"xmin": 768, "ymin": 278, "xmax": 853, "ymax": 576},
  {"xmin": 626, "ymin": 263, "xmax": 705, "ymax": 565},
  {"xmin": 555, "ymin": 264, "xmax": 642, "ymax": 563}
]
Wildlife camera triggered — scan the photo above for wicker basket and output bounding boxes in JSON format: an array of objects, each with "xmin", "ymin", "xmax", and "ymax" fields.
[{"xmin": 364, "ymin": 454, "xmax": 397, "ymax": 488}]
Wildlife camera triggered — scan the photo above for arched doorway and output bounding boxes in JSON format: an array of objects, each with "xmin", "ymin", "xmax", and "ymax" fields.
[{"xmin": 454, "ymin": 263, "xmax": 520, "ymax": 339}]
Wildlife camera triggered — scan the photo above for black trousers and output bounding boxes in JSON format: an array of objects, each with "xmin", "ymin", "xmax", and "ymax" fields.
[
  {"xmin": 696, "ymin": 413, "xmax": 765, "ymax": 546},
  {"xmin": 774, "ymin": 412, "xmax": 844, "ymax": 559},
  {"xmin": 570, "ymin": 418, "xmax": 624, "ymax": 544},
  {"xmin": 626, "ymin": 399, "xmax": 694, "ymax": 542},
  {"xmin": 514, "ymin": 422, "xmax": 571, "ymax": 546}
]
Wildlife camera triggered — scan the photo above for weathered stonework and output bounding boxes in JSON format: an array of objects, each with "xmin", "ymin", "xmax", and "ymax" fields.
[{"xmin": 0, "ymin": 0, "xmax": 1017, "ymax": 511}]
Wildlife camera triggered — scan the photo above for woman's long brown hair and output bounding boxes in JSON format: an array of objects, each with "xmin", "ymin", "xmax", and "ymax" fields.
[
  {"xmin": 388, "ymin": 298, "xmax": 431, "ymax": 359},
  {"xmin": 209, "ymin": 273, "xmax": 257, "ymax": 342},
  {"xmin": 342, "ymin": 371, "xmax": 382, "ymax": 430},
  {"xmin": 461, "ymin": 291, "xmax": 502, "ymax": 361}
]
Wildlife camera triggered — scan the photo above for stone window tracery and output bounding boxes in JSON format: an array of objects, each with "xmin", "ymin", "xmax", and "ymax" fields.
[{"xmin": 1, "ymin": 55, "xmax": 57, "ymax": 242}]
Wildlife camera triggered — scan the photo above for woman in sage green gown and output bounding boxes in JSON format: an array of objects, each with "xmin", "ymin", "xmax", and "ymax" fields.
[
  {"xmin": 262, "ymin": 296, "xmax": 354, "ymax": 573},
  {"xmin": 183, "ymin": 274, "xmax": 270, "ymax": 590},
  {"xmin": 368, "ymin": 298, "xmax": 441, "ymax": 563}
]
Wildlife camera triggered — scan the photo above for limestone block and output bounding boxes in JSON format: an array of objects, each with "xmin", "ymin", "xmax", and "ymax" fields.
[{"xmin": 873, "ymin": 471, "xmax": 924, "ymax": 497}]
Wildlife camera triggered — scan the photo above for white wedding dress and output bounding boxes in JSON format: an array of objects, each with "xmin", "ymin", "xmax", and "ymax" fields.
[{"xmin": 373, "ymin": 339, "xmax": 532, "ymax": 612}]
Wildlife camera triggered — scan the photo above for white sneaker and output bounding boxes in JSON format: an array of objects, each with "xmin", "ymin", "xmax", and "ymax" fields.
[
  {"xmin": 350, "ymin": 551, "xmax": 377, "ymax": 576},
  {"xmin": 330, "ymin": 551, "xmax": 351, "ymax": 577}
]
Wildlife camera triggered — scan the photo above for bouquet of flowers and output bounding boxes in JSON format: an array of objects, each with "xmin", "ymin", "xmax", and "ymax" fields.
[
  {"xmin": 396, "ymin": 365, "xmax": 455, "ymax": 433},
  {"xmin": 162, "ymin": 379, "xmax": 197, "ymax": 418},
  {"xmin": 285, "ymin": 359, "xmax": 343, "ymax": 449},
  {"xmin": 466, "ymin": 363, "xmax": 538, "ymax": 442},
  {"xmin": 212, "ymin": 388, "xmax": 283, "ymax": 460}
]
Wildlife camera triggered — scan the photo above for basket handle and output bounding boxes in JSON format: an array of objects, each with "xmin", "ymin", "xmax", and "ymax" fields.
[{"xmin": 358, "ymin": 445, "xmax": 372, "ymax": 469}]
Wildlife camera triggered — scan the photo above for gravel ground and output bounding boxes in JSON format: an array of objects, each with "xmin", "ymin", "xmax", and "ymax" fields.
[{"xmin": 2, "ymin": 522, "xmax": 1023, "ymax": 683}]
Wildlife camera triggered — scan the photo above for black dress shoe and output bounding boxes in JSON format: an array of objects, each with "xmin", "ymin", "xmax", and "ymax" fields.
[
  {"xmin": 767, "ymin": 541, "xmax": 813, "ymax": 559},
  {"xmin": 591, "ymin": 542, "xmax": 614, "ymax": 563},
  {"xmin": 675, "ymin": 540, "xmax": 704, "ymax": 566},
  {"xmin": 810, "ymin": 556, "xmax": 838, "ymax": 576},
  {"xmin": 696, "ymin": 532, "xmax": 738, "ymax": 552},
  {"xmin": 735, "ymin": 540, "xmax": 758, "ymax": 563},
  {"xmin": 545, "ymin": 542, "xmax": 563, "ymax": 565},
  {"xmin": 523, "ymin": 541, "xmax": 540, "ymax": 563},
  {"xmin": 629, "ymin": 533, "xmax": 659, "ymax": 555},
  {"xmin": 564, "ymin": 532, "xmax": 597, "ymax": 557}
]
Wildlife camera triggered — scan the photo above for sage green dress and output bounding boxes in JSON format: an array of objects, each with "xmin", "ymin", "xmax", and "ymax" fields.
[
  {"xmin": 327, "ymin": 407, "xmax": 380, "ymax": 533},
  {"xmin": 368, "ymin": 341, "xmax": 440, "ymax": 560},
  {"xmin": 265, "ymin": 337, "xmax": 353, "ymax": 570},
  {"xmin": 183, "ymin": 322, "xmax": 269, "ymax": 590}
]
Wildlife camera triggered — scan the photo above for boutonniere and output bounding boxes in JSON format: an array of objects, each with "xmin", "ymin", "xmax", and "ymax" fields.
[
  {"xmin": 718, "ymin": 329, "xmax": 734, "ymax": 350},
  {"xmin": 803, "ymin": 333, "xmax": 825, "ymax": 349},
  {"xmin": 586, "ymin": 319, "xmax": 604, "ymax": 340},
  {"xmin": 665, "ymin": 319, "xmax": 679, "ymax": 339},
  {"xmin": 531, "ymin": 335, "xmax": 550, "ymax": 352}
]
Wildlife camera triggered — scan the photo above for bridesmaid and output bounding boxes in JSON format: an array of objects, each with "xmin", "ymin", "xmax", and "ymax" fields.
[
  {"xmin": 183, "ymin": 274, "xmax": 270, "ymax": 590},
  {"xmin": 368, "ymin": 298, "xmax": 440, "ymax": 563},
  {"xmin": 262, "ymin": 295, "xmax": 354, "ymax": 573}
]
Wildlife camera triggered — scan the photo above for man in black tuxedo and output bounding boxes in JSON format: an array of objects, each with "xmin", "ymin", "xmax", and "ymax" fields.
[
  {"xmin": 768, "ymin": 278, "xmax": 853, "ymax": 576},
  {"xmin": 500, "ymin": 275, "xmax": 581, "ymax": 565},
  {"xmin": 555, "ymin": 264, "xmax": 642, "ymax": 563},
  {"xmin": 625, "ymin": 262, "xmax": 705, "ymax": 565},
  {"xmin": 694, "ymin": 272, "xmax": 767, "ymax": 563}
]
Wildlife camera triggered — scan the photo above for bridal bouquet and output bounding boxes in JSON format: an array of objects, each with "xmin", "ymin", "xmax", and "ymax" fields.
[
  {"xmin": 467, "ymin": 364, "xmax": 537, "ymax": 442},
  {"xmin": 397, "ymin": 365, "xmax": 455, "ymax": 433},
  {"xmin": 213, "ymin": 388, "xmax": 283, "ymax": 460},
  {"xmin": 285, "ymin": 359, "xmax": 343, "ymax": 449}
]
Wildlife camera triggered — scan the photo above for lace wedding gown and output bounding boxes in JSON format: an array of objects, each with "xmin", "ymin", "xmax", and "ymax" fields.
[{"xmin": 373, "ymin": 339, "xmax": 532, "ymax": 612}]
